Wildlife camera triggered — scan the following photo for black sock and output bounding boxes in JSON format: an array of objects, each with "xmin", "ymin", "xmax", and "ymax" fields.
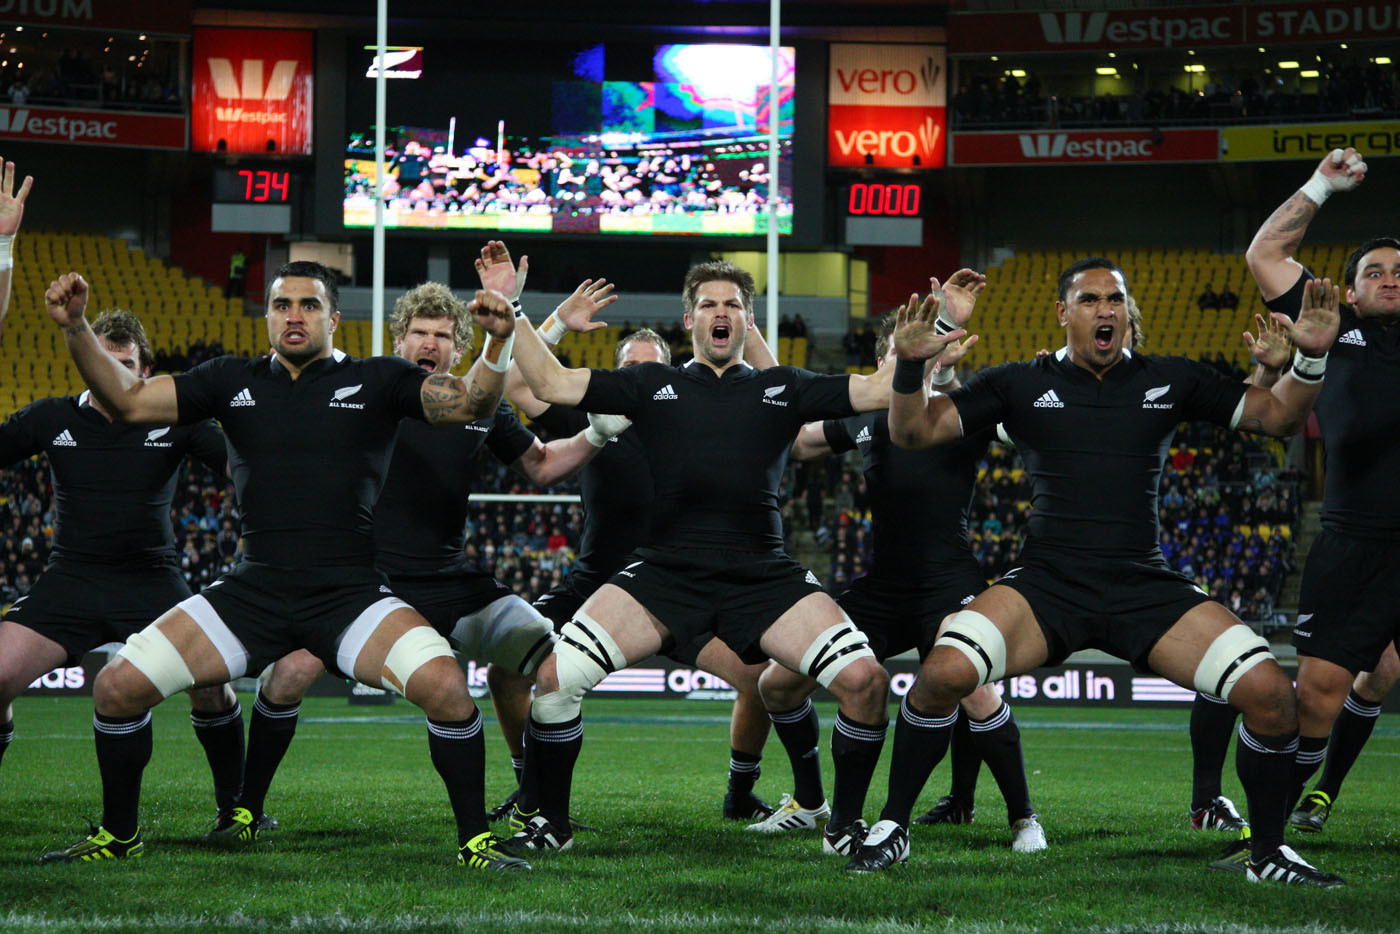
[
  {"xmin": 427, "ymin": 710, "xmax": 488, "ymax": 846},
  {"xmin": 1235, "ymin": 723, "xmax": 1298, "ymax": 860},
  {"xmin": 511, "ymin": 754, "xmax": 526, "ymax": 787},
  {"xmin": 946, "ymin": 707, "xmax": 980, "ymax": 806},
  {"xmin": 93, "ymin": 712, "xmax": 153, "ymax": 840},
  {"xmin": 1189, "ymin": 693, "xmax": 1238, "ymax": 810},
  {"xmin": 830, "ymin": 711, "xmax": 886, "ymax": 830},
  {"xmin": 769, "ymin": 699, "xmax": 824, "ymax": 809},
  {"xmin": 1289, "ymin": 735, "xmax": 1328, "ymax": 811},
  {"xmin": 968, "ymin": 702, "xmax": 1034, "ymax": 823},
  {"xmin": 879, "ymin": 696, "xmax": 956, "ymax": 827},
  {"xmin": 728, "ymin": 749, "xmax": 761, "ymax": 796},
  {"xmin": 190, "ymin": 700, "xmax": 244, "ymax": 813},
  {"xmin": 1315, "ymin": 690, "xmax": 1382, "ymax": 800},
  {"xmin": 0, "ymin": 717, "xmax": 13, "ymax": 769},
  {"xmin": 240, "ymin": 692, "xmax": 300, "ymax": 816},
  {"xmin": 524, "ymin": 712, "xmax": 582, "ymax": 831}
]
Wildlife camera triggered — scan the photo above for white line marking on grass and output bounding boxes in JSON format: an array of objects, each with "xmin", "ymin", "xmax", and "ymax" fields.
[{"xmin": 0, "ymin": 912, "xmax": 1359, "ymax": 933}]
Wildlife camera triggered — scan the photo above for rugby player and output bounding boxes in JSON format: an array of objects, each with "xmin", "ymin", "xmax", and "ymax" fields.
[
  {"xmin": 42, "ymin": 261, "xmax": 530, "ymax": 871},
  {"xmin": 484, "ymin": 241, "xmax": 776, "ymax": 823},
  {"xmin": 204, "ymin": 280, "xmax": 629, "ymax": 844},
  {"xmin": 759, "ymin": 298, "xmax": 1047, "ymax": 854},
  {"xmin": 1244, "ymin": 147, "xmax": 1400, "ymax": 836},
  {"xmin": 0, "ymin": 309, "xmax": 248, "ymax": 839},
  {"xmin": 483, "ymin": 262, "xmax": 966, "ymax": 854},
  {"xmin": 874, "ymin": 257, "xmax": 1343, "ymax": 885}
]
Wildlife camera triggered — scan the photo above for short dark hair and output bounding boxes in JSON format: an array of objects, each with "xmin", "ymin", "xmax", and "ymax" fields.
[
  {"xmin": 874, "ymin": 310, "xmax": 899, "ymax": 360},
  {"xmin": 269, "ymin": 260, "xmax": 339, "ymax": 312},
  {"xmin": 1057, "ymin": 257, "xmax": 1127, "ymax": 304},
  {"xmin": 615, "ymin": 328, "xmax": 671, "ymax": 367},
  {"xmin": 1343, "ymin": 236, "xmax": 1400, "ymax": 290},
  {"xmin": 682, "ymin": 260, "xmax": 755, "ymax": 318},
  {"xmin": 91, "ymin": 309, "xmax": 153, "ymax": 371}
]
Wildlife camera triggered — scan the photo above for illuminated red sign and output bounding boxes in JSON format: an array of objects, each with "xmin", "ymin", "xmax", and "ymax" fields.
[
  {"xmin": 828, "ymin": 43, "xmax": 946, "ymax": 169},
  {"xmin": 0, "ymin": 105, "xmax": 184, "ymax": 150},
  {"xmin": 192, "ymin": 28, "xmax": 314, "ymax": 155},
  {"xmin": 951, "ymin": 128, "xmax": 1220, "ymax": 166}
]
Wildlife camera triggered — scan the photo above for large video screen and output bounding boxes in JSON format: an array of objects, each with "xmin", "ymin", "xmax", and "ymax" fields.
[{"xmin": 342, "ymin": 42, "xmax": 795, "ymax": 237}]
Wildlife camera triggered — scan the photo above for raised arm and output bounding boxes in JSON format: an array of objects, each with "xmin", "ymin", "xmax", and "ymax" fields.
[
  {"xmin": 1245, "ymin": 148, "xmax": 1366, "ymax": 301},
  {"xmin": 505, "ymin": 278, "xmax": 616, "ymax": 418},
  {"xmin": 886, "ymin": 290, "xmax": 968, "ymax": 448},
  {"xmin": 47, "ymin": 272, "xmax": 179, "ymax": 423},
  {"xmin": 474, "ymin": 288, "xmax": 591, "ymax": 407},
  {"xmin": 1242, "ymin": 312, "xmax": 1290, "ymax": 389},
  {"xmin": 0, "ymin": 158, "xmax": 33, "ymax": 341},
  {"xmin": 1236, "ymin": 278, "xmax": 1339, "ymax": 436},
  {"xmin": 743, "ymin": 317, "xmax": 779, "ymax": 369},
  {"xmin": 512, "ymin": 414, "xmax": 629, "ymax": 486}
]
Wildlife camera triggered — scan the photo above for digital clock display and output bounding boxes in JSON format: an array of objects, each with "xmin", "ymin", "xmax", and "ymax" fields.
[
  {"xmin": 213, "ymin": 168, "xmax": 296, "ymax": 204},
  {"xmin": 845, "ymin": 182, "xmax": 921, "ymax": 217}
]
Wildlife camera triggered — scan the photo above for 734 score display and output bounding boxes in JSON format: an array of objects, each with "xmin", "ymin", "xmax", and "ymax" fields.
[
  {"xmin": 213, "ymin": 168, "xmax": 297, "ymax": 204},
  {"xmin": 844, "ymin": 181, "xmax": 922, "ymax": 216}
]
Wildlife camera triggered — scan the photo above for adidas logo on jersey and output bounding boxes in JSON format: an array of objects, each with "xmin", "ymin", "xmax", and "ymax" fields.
[
  {"xmin": 144, "ymin": 427, "xmax": 173, "ymax": 448},
  {"xmin": 1337, "ymin": 329, "xmax": 1366, "ymax": 347},
  {"xmin": 1142, "ymin": 384, "xmax": 1174, "ymax": 410},
  {"xmin": 51, "ymin": 429, "xmax": 76, "ymax": 447},
  {"xmin": 652, "ymin": 384, "xmax": 678, "ymax": 401},
  {"xmin": 854, "ymin": 426, "xmax": 872, "ymax": 445},
  {"xmin": 1032, "ymin": 389, "xmax": 1064, "ymax": 408},
  {"xmin": 805, "ymin": 570, "xmax": 820, "ymax": 585},
  {"xmin": 329, "ymin": 383, "xmax": 365, "ymax": 409},
  {"xmin": 229, "ymin": 388, "xmax": 256, "ymax": 407},
  {"xmin": 761, "ymin": 384, "xmax": 789, "ymax": 407}
]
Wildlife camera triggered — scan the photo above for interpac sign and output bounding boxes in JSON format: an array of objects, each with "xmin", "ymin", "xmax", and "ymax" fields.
[
  {"xmin": 192, "ymin": 28, "xmax": 313, "ymax": 155},
  {"xmin": 952, "ymin": 128, "xmax": 1219, "ymax": 166},
  {"xmin": 828, "ymin": 43, "xmax": 946, "ymax": 169},
  {"xmin": 0, "ymin": 105, "xmax": 184, "ymax": 149},
  {"xmin": 951, "ymin": 2, "xmax": 1400, "ymax": 54},
  {"xmin": 1222, "ymin": 121, "xmax": 1400, "ymax": 162}
]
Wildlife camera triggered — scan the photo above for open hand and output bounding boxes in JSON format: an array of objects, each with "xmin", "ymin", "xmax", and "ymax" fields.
[
  {"xmin": 475, "ymin": 240, "xmax": 528, "ymax": 302},
  {"xmin": 557, "ymin": 278, "xmax": 617, "ymax": 333}
]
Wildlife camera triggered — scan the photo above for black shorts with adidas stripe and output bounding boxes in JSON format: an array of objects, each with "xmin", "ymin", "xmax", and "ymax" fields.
[
  {"xmin": 193, "ymin": 562, "xmax": 405, "ymax": 677},
  {"xmin": 3, "ymin": 559, "xmax": 192, "ymax": 665},
  {"xmin": 1293, "ymin": 528, "xmax": 1400, "ymax": 672},
  {"xmin": 994, "ymin": 544, "xmax": 1212, "ymax": 670},
  {"xmin": 533, "ymin": 573, "xmax": 716, "ymax": 667},
  {"xmin": 387, "ymin": 564, "xmax": 515, "ymax": 639},
  {"xmin": 606, "ymin": 546, "xmax": 824, "ymax": 665},
  {"xmin": 836, "ymin": 568, "xmax": 985, "ymax": 663}
]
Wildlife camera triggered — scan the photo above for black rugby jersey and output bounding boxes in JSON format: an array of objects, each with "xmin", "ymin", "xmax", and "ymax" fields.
[
  {"xmin": 374, "ymin": 400, "xmax": 536, "ymax": 575},
  {"xmin": 531, "ymin": 403, "xmax": 653, "ymax": 588},
  {"xmin": 0, "ymin": 392, "xmax": 227, "ymax": 566},
  {"xmin": 173, "ymin": 351, "xmax": 427, "ymax": 567},
  {"xmin": 1267, "ymin": 272, "xmax": 1400, "ymax": 538},
  {"xmin": 948, "ymin": 350, "xmax": 1246, "ymax": 558},
  {"xmin": 577, "ymin": 359, "xmax": 854, "ymax": 552},
  {"xmin": 825, "ymin": 411, "xmax": 992, "ymax": 578}
]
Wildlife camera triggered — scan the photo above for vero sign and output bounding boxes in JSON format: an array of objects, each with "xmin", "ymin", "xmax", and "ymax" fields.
[{"xmin": 828, "ymin": 43, "xmax": 946, "ymax": 169}]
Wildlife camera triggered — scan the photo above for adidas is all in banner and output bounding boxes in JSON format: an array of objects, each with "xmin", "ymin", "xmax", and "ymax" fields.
[
  {"xmin": 951, "ymin": 128, "xmax": 1219, "ymax": 167},
  {"xmin": 950, "ymin": 2, "xmax": 1400, "ymax": 54},
  {"xmin": 0, "ymin": 105, "xmax": 184, "ymax": 150},
  {"xmin": 827, "ymin": 43, "xmax": 946, "ymax": 169},
  {"xmin": 192, "ymin": 27, "xmax": 314, "ymax": 155}
]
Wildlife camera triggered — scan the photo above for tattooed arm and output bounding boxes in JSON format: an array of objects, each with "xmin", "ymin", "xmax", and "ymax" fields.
[
  {"xmin": 1246, "ymin": 147, "xmax": 1367, "ymax": 301},
  {"xmin": 418, "ymin": 359, "xmax": 504, "ymax": 425}
]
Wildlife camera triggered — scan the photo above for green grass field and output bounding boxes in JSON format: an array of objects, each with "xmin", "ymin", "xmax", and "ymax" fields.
[{"xmin": 2, "ymin": 695, "xmax": 1398, "ymax": 933}]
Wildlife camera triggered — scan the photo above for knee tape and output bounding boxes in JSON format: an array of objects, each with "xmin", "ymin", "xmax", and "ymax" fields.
[
  {"xmin": 935, "ymin": 610, "xmax": 1008, "ymax": 685},
  {"xmin": 381, "ymin": 626, "xmax": 454, "ymax": 696},
  {"xmin": 799, "ymin": 620, "xmax": 876, "ymax": 689},
  {"xmin": 1194, "ymin": 624, "xmax": 1272, "ymax": 702},
  {"xmin": 535, "ymin": 613, "xmax": 625, "ymax": 724},
  {"xmin": 449, "ymin": 595, "xmax": 556, "ymax": 675},
  {"xmin": 116, "ymin": 624, "xmax": 195, "ymax": 699}
]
